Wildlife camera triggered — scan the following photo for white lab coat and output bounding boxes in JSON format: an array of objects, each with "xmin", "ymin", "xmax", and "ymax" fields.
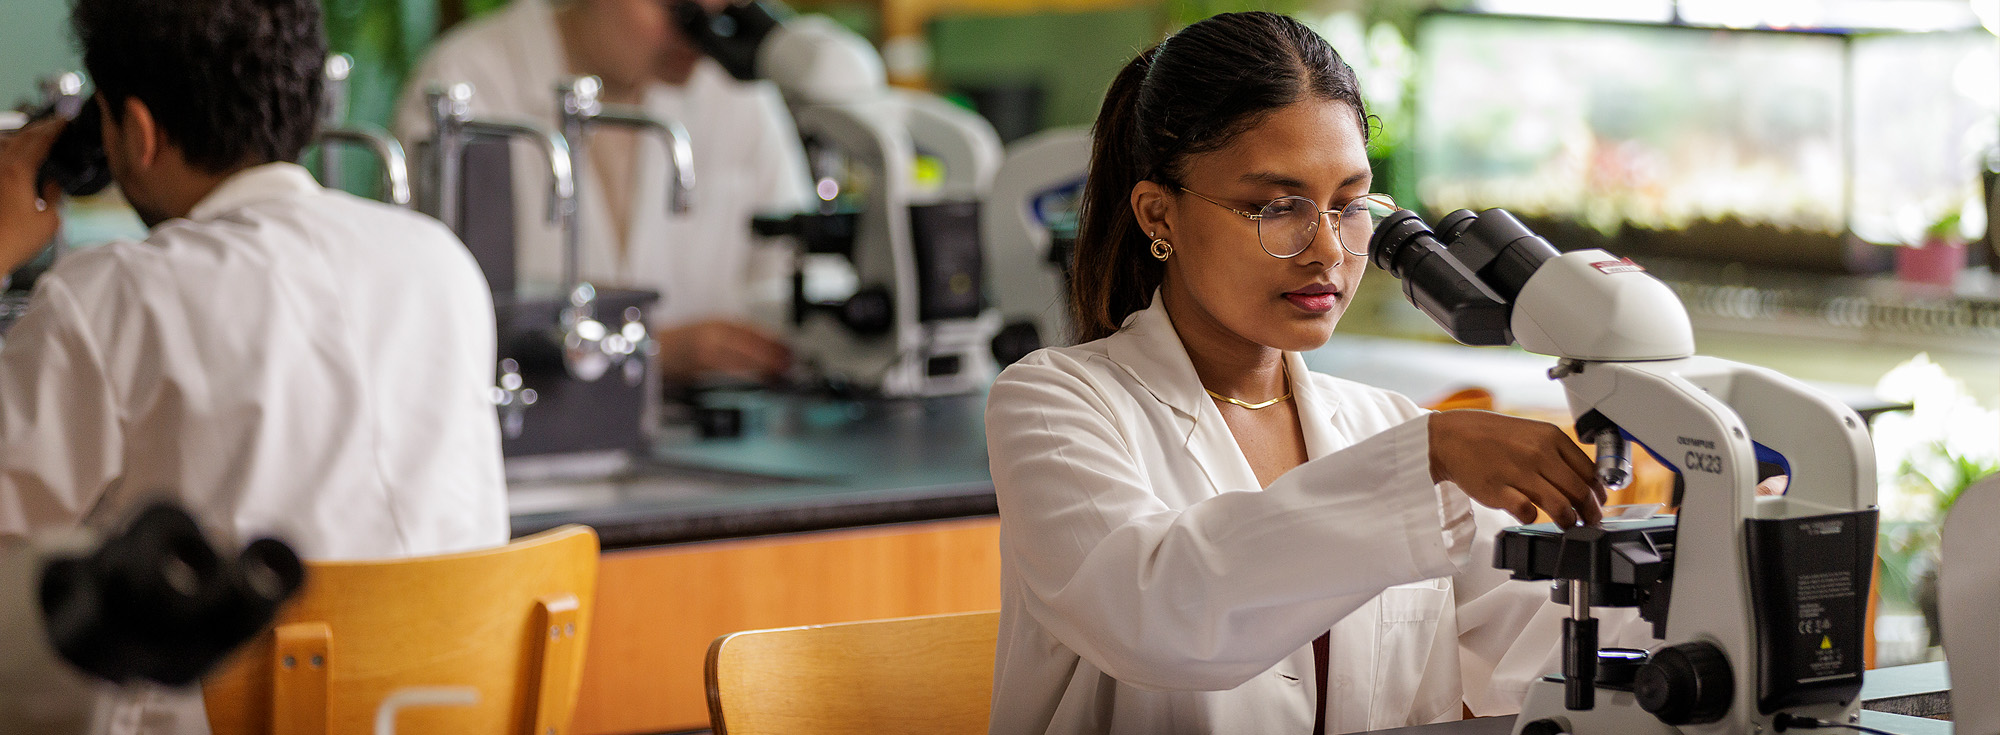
[
  {"xmin": 0, "ymin": 163, "xmax": 510, "ymax": 734},
  {"xmin": 392, "ymin": 0, "xmax": 815, "ymax": 329},
  {"xmin": 985, "ymin": 294, "xmax": 1602, "ymax": 734}
]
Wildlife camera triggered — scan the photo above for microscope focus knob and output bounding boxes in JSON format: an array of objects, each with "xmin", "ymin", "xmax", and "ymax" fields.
[
  {"xmin": 1633, "ymin": 641, "xmax": 1732, "ymax": 725},
  {"xmin": 840, "ymin": 286, "xmax": 893, "ymax": 336}
]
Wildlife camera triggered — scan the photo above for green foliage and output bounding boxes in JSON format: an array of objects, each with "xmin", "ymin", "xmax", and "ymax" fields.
[
  {"xmin": 1926, "ymin": 211, "xmax": 1963, "ymax": 242},
  {"xmin": 1878, "ymin": 440, "xmax": 1999, "ymax": 614},
  {"xmin": 1165, "ymin": 0, "xmax": 1311, "ymax": 29},
  {"xmin": 1905, "ymin": 439, "xmax": 2000, "ymax": 517},
  {"xmin": 321, "ymin": 0, "xmax": 437, "ymax": 129}
]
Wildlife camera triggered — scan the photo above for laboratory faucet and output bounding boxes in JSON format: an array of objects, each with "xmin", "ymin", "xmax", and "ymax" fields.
[
  {"xmin": 556, "ymin": 75, "xmax": 695, "ymax": 217},
  {"xmin": 422, "ymin": 82, "xmax": 577, "ymax": 239},
  {"xmin": 315, "ymin": 54, "xmax": 411, "ymax": 207},
  {"xmin": 547, "ymin": 75, "xmax": 696, "ymax": 386},
  {"xmin": 422, "ymin": 83, "xmax": 628, "ymax": 388}
]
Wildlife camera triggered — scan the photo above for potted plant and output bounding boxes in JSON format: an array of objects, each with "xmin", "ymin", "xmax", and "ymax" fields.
[{"xmin": 1895, "ymin": 212, "xmax": 1968, "ymax": 288}]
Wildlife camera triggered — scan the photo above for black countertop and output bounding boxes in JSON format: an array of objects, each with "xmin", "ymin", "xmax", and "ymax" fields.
[{"xmin": 507, "ymin": 392, "xmax": 996, "ymax": 550}]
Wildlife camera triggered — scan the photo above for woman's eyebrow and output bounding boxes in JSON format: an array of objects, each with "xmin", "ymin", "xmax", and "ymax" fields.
[{"xmin": 1237, "ymin": 170, "xmax": 1373, "ymax": 191}]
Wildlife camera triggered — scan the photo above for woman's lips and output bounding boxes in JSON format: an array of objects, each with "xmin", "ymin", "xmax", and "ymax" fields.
[{"xmin": 1283, "ymin": 290, "xmax": 1340, "ymax": 313}]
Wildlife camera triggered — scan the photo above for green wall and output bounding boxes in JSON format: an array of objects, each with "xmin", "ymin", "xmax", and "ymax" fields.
[{"xmin": 0, "ymin": 0, "xmax": 83, "ymax": 110}]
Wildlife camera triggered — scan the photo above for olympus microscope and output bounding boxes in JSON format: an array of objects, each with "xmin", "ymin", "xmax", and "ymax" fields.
[
  {"xmin": 421, "ymin": 81, "xmax": 688, "ymax": 467},
  {"xmin": 1369, "ymin": 208, "xmax": 1878, "ymax": 734},
  {"xmin": 678, "ymin": 1, "xmax": 1005, "ymax": 396},
  {"xmin": 0, "ymin": 503, "xmax": 304, "ymax": 735}
]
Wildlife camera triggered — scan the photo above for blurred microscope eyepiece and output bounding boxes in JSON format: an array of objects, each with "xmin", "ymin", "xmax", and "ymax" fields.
[
  {"xmin": 25, "ymin": 96, "xmax": 112, "ymax": 198},
  {"xmin": 39, "ymin": 502, "xmax": 304, "ymax": 688}
]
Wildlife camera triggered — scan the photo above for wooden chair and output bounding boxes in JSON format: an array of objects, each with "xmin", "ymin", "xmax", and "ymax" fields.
[
  {"xmin": 203, "ymin": 525, "xmax": 600, "ymax": 735},
  {"xmin": 705, "ymin": 610, "xmax": 1000, "ymax": 735}
]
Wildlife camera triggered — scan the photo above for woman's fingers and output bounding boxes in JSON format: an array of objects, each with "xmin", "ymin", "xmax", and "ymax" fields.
[
  {"xmin": 1554, "ymin": 438, "xmax": 1607, "ymax": 505},
  {"xmin": 1431, "ymin": 410, "xmax": 1606, "ymax": 527}
]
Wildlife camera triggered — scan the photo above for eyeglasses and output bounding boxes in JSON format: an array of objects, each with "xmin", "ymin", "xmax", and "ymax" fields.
[{"xmin": 1180, "ymin": 188, "xmax": 1399, "ymax": 259}]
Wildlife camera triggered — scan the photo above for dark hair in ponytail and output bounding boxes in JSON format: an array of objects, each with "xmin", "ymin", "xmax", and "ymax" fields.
[{"xmin": 1069, "ymin": 12, "xmax": 1369, "ymax": 343}]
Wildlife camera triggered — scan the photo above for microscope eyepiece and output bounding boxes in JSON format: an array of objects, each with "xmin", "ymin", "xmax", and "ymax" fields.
[
  {"xmin": 1366, "ymin": 208, "xmax": 1512, "ymax": 346},
  {"xmin": 1365, "ymin": 208, "xmax": 1438, "ymax": 277},
  {"xmin": 1436, "ymin": 209, "xmax": 1479, "ymax": 243},
  {"xmin": 1364, "ymin": 206, "xmax": 1568, "ymax": 348},
  {"xmin": 32, "ymin": 96, "xmax": 112, "ymax": 198}
]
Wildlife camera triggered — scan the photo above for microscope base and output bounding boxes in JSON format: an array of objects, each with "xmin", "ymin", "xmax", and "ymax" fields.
[{"xmin": 1511, "ymin": 678, "xmax": 1680, "ymax": 735}]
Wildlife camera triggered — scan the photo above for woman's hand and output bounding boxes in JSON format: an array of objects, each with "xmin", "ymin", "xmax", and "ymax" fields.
[{"xmin": 1429, "ymin": 409, "xmax": 1606, "ymax": 527}]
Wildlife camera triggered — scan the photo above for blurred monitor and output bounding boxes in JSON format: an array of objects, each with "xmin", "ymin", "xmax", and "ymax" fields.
[{"xmin": 1412, "ymin": 13, "xmax": 1996, "ymax": 273}]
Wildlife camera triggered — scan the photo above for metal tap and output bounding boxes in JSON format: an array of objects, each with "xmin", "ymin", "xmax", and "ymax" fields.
[
  {"xmin": 421, "ymin": 82, "xmax": 576, "ymax": 240},
  {"xmin": 557, "ymin": 75, "xmax": 694, "ymax": 217},
  {"xmin": 549, "ymin": 75, "xmax": 695, "ymax": 385},
  {"xmin": 423, "ymin": 82, "xmax": 621, "ymax": 384},
  {"xmin": 490, "ymin": 358, "xmax": 538, "ymax": 439},
  {"xmin": 314, "ymin": 54, "xmax": 411, "ymax": 207}
]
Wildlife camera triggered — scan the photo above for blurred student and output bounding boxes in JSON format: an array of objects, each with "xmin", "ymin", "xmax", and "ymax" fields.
[
  {"xmin": 0, "ymin": 0, "xmax": 506, "ymax": 729},
  {"xmin": 395, "ymin": 0, "xmax": 814, "ymax": 384}
]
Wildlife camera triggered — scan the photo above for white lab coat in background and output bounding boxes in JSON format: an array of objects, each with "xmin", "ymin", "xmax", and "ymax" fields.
[
  {"xmin": 0, "ymin": 163, "xmax": 509, "ymax": 734},
  {"xmin": 985, "ymin": 294, "xmax": 1608, "ymax": 734},
  {"xmin": 392, "ymin": 0, "xmax": 815, "ymax": 329}
]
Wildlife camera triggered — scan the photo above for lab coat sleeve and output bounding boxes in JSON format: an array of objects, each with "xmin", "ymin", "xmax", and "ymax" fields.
[
  {"xmin": 988, "ymin": 353, "xmax": 1463, "ymax": 692},
  {"xmin": 0, "ymin": 276, "xmax": 122, "ymax": 540}
]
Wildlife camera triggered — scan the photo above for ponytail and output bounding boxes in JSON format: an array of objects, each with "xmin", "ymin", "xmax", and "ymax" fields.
[{"xmin": 1070, "ymin": 48, "xmax": 1166, "ymax": 344}]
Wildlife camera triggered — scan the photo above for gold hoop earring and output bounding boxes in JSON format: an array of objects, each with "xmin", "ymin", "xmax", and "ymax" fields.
[{"xmin": 1150, "ymin": 238, "xmax": 1173, "ymax": 261}]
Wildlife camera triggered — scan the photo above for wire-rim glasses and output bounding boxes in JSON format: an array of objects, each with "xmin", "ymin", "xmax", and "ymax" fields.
[{"xmin": 1180, "ymin": 188, "xmax": 1398, "ymax": 259}]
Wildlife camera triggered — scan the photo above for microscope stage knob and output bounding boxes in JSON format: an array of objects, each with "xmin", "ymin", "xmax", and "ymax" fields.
[{"xmin": 1633, "ymin": 641, "xmax": 1732, "ymax": 725}]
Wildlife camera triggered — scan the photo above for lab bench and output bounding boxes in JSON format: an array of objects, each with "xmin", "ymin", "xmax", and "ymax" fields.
[
  {"xmin": 1368, "ymin": 661, "xmax": 1955, "ymax": 733},
  {"xmin": 507, "ymin": 392, "xmax": 1002, "ymax": 734},
  {"xmin": 504, "ymin": 339, "xmax": 1904, "ymax": 734}
]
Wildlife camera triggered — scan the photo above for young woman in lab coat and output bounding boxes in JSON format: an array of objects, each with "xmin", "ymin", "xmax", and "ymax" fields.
[{"xmin": 985, "ymin": 13, "xmax": 1608, "ymax": 734}]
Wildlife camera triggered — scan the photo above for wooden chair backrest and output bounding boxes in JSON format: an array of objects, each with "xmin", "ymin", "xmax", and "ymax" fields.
[
  {"xmin": 705, "ymin": 610, "xmax": 1000, "ymax": 735},
  {"xmin": 203, "ymin": 525, "xmax": 599, "ymax": 735}
]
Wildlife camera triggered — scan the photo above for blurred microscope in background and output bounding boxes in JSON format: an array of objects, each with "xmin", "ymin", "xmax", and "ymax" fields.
[{"xmin": 678, "ymin": 0, "xmax": 1007, "ymax": 397}]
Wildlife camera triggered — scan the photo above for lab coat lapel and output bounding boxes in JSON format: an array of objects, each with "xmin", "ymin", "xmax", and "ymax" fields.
[
  {"xmin": 1102, "ymin": 295, "xmax": 1261, "ymax": 495},
  {"xmin": 1290, "ymin": 350, "xmax": 1346, "ymax": 460}
]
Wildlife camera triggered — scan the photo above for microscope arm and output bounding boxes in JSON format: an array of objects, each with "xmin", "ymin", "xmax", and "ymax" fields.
[
  {"xmin": 315, "ymin": 125, "xmax": 413, "ymax": 207},
  {"xmin": 899, "ymin": 91, "xmax": 1003, "ymax": 199}
]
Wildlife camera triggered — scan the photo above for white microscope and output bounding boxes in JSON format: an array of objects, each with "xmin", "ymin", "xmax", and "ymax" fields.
[
  {"xmin": 678, "ymin": 1, "xmax": 1005, "ymax": 397},
  {"xmin": 1369, "ymin": 209, "xmax": 1879, "ymax": 734},
  {"xmin": 983, "ymin": 126, "xmax": 1090, "ymax": 364},
  {"xmin": 0, "ymin": 503, "xmax": 304, "ymax": 735}
]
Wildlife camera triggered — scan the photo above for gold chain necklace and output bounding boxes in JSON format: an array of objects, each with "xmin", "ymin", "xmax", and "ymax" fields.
[{"xmin": 1205, "ymin": 364, "xmax": 1293, "ymax": 410}]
